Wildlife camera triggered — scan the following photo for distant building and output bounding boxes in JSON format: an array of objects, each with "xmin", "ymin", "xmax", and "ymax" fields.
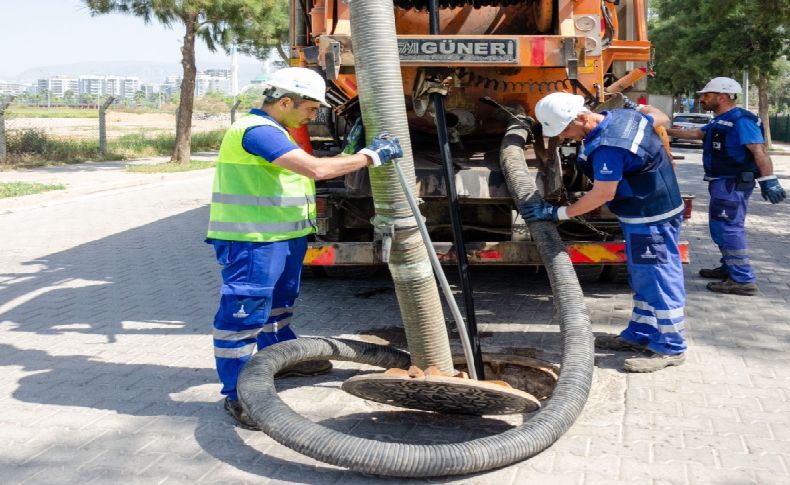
[
  {"xmin": 195, "ymin": 70, "xmax": 231, "ymax": 96},
  {"xmin": 37, "ymin": 76, "xmax": 79, "ymax": 97},
  {"xmin": 161, "ymin": 75, "xmax": 182, "ymax": 97},
  {"xmin": 138, "ymin": 83, "xmax": 156, "ymax": 97},
  {"xmin": 204, "ymin": 69, "xmax": 231, "ymax": 79},
  {"xmin": 78, "ymin": 76, "xmax": 104, "ymax": 97},
  {"xmin": 0, "ymin": 80, "xmax": 26, "ymax": 95},
  {"xmin": 34, "ymin": 75, "xmax": 141, "ymax": 100}
]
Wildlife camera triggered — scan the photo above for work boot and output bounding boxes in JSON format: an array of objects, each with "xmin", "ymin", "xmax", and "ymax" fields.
[
  {"xmin": 275, "ymin": 359, "xmax": 333, "ymax": 379},
  {"xmin": 594, "ymin": 333, "xmax": 647, "ymax": 352},
  {"xmin": 699, "ymin": 265, "xmax": 728, "ymax": 279},
  {"xmin": 224, "ymin": 397, "xmax": 261, "ymax": 430},
  {"xmin": 706, "ymin": 278, "xmax": 758, "ymax": 296},
  {"xmin": 624, "ymin": 352, "xmax": 685, "ymax": 373}
]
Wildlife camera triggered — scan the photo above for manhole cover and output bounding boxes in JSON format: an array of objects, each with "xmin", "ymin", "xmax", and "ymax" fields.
[{"xmin": 342, "ymin": 373, "xmax": 540, "ymax": 415}]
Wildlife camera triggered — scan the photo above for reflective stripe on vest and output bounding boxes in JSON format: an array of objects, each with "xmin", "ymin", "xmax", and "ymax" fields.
[{"xmin": 207, "ymin": 114, "xmax": 316, "ymax": 242}]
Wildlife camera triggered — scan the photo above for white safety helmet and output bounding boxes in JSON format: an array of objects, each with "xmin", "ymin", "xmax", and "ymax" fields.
[
  {"xmin": 697, "ymin": 77, "xmax": 742, "ymax": 95},
  {"xmin": 264, "ymin": 67, "xmax": 330, "ymax": 107},
  {"xmin": 534, "ymin": 92, "xmax": 587, "ymax": 137}
]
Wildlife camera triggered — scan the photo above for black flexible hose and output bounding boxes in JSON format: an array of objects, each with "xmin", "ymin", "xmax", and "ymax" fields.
[
  {"xmin": 237, "ymin": 119, "xmax": 593, "ymax": 477},
  {"xmin": 237, "ymin": 0, "xmax": 593, "ymax": 475}
]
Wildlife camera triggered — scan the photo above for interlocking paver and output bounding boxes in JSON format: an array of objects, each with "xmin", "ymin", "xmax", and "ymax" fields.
[{"xmin": 1, "ymin": 146, "xmax": 789, "ymax": 482}]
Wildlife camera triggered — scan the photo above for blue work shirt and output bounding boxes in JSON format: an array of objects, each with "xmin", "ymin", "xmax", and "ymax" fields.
[{"xmin": 241, "ymin": 109, "xmax": 299, "ymax": 162}]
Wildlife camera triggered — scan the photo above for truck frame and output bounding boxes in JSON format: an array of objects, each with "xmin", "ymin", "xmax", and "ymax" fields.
[{"xmin": 288, "ymin": 0, "xmax": 692, "ymax": 280}]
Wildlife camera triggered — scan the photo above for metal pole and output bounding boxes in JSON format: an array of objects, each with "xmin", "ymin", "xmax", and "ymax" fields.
[
  {"xmin": 392, "ymin": 161, "xmax": 479, "ymax": 381},
  {"xmin": 743, "ymin": 70, "xmax": 749, "ymax": 111},
  {"xmin": 427, "ymin": 0, "xmax": 484, "ymax": 379},
  {"xmin": 230, "ymin": 99, "xmax": 241, "ymax": 124},
  {"xmin": 0, "ymin": 96, "xmax": 15, "ymax": 165}
]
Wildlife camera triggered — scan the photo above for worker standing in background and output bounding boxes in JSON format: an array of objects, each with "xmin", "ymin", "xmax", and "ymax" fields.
[
  {"xmin": 206, "ymin": 67, "xmax": 403, "ymax": 429},
  {"xmin": 667, "ymin": 77, "xmax": 786, "ymax": 296},
  {"xmin": 522, "ymin": 92, "xmax": 686, "ymax": 373}
]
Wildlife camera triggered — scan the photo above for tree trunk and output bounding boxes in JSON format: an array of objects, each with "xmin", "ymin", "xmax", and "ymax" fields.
[
  {"xmin": 172, "ymin": 13, "xmax": 199, "ymax": 164},
  {"xmin": 758, "ymin": 72, "xmax": 772, "ymax": 150}
]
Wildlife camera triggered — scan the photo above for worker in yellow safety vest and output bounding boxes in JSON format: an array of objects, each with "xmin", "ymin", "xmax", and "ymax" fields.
[{"xmin": 206, "ymin": 67, "xmax": 403, "ymax": 429}]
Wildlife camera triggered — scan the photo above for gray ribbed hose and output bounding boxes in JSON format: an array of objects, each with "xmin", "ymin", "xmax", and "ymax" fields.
[
  {"xmin": 236, "ymin": 1, "xmax": 594, "ymax": 477},
  {"xmin": 350, "ymin": 0, "xmax": 454, "ymax": 374}
]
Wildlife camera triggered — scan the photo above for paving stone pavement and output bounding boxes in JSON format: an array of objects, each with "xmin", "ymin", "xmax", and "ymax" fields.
[{"xmin": 0, "ymin": 145, "xmax": 788, "ymax": 484}]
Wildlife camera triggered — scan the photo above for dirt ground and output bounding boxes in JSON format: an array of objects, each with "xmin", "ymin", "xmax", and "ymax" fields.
[{"xmin": 6, "ymin": 111, "xmax": 231, "ymax": 139}]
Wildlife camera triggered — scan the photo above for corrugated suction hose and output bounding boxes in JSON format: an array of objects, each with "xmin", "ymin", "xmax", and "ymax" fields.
[{"xmin": 236, "ymin": 0, "xmax": 593, "ymax": 477}]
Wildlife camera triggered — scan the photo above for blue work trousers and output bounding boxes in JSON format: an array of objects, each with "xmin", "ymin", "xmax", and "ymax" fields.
[
  {"xmin": 619, "ymin": 215, "xmax": 687, "ymax": 355},
  {"xmin": 708, "ymin": 179, "xmax": 755, "ymax": 283},
  {"xmin": 209, "ymin": 237, "xmax": 307, "ymax": 400}
]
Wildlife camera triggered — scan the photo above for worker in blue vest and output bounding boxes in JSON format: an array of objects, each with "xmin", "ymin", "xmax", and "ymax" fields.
[
  {"xmin": 206, "ymin": 67, "xmax": 403, "ymax": 429},
  {"xmin": 668, "ymin": 77, "xmax": 785, "ymax": 296},
  {"xmin": 522, "ymin": 92, "xmax": 686, "ymax": 373}
]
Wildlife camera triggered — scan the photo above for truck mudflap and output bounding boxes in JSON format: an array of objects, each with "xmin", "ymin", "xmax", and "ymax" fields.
[{"xmin": 304, "ymin": 241, "xmax": 690, "ymax": 266}]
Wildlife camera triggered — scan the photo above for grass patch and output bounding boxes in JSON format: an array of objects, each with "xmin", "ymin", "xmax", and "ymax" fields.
[
  {"xmin": 3, "ymin": 129, "xmax": 225, "ymax": 168},
  {"xmin": 6, "ymin": 107, "xmax": 99, "ymax": 118},
  {"xmin": 0, "ymin": 182, "xmax": 66, "ymax": 198},
  {"xmin": 127, "ymin": 159, "xmax": 215, "ymax": 173}
]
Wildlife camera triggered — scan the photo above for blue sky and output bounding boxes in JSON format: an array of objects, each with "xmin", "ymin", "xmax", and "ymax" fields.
[{"xmin": 0, "ymin": 0, "xmax": 263, "ymax": 79}]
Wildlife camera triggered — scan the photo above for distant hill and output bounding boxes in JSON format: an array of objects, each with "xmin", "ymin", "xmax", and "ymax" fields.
[{"xmin": 10, "ymin": 60, "xmax": 266, "ymax": 85}]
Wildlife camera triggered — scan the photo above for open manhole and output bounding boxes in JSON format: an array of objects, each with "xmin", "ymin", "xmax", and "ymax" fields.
[
  {"xmin": 341, "ymin": 351, "xmax": 558, "ymax": 415},
  {"xmin": 452, "ymin": 352, "xmax": 559, "ymax": 401}
]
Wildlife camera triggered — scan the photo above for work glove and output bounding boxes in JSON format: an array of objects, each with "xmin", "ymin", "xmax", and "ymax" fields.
[
  {"xmin": 518, "ymin": 201, "xmax": 570, "ymax": 223},
  {"xmin": 757, "ymin": 176, "xmax": 786, "ymax": 204},
  {"xmin": 359, "ymin": 133, "xmax": 404, "ymax": 167}
]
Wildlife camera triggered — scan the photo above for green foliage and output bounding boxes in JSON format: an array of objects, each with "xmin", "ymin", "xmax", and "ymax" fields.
[
  {"xmin": 6, "ymin": 107, "xmax": 100, "ymax": 118},
  {"xmin": 83, "ymin": 0, "xmax": 288, "ymax": 162},
  {"xmin": 768, "ymin": 58, "xmax": 790, "ymax": 113},
  {"xmin": 83, "ymin": 0, "xmax": 288, "ymax": 60},
  {"xmin": 4, "ymin": 129, "xmax": 225, "ymax": 167},
  {"xmin": 650, "ymin": 0, "xmax": 790, "ymax": 96},
  {"xmin": 0, "ymin": 182, "xmax": 65, "ymax": 198}
]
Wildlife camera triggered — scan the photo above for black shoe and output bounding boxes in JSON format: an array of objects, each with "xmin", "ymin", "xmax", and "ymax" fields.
[
  {"xmin": 594, "ymin": 334, "xmax": 647, "ymax": 352},
  {"xmin": 624, "ymin": 352, "xmax": 686, "ymax": 373},
  {"xmin": 274, "ymin": 359, "xmax": 333, "ymax": 379},
  {"xmin": 706, "ymin": 278, "xmax": 758, "ymax": 296},
  {"xmin": 223, "ymin": 397, "xmax": 260, "ymax": 430},
  {"xmin": 699, "ymin": 266, "xmax": 728, "ymax": 279}
]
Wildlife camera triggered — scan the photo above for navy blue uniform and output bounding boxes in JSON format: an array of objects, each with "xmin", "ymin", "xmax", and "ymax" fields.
[
  {"xmin": 579, "ymin": 110, "xmax": 686, "ymax": 355},
  {"xmin": 700, "ymin": 108, "xmax": 764, "ymax": 284}
]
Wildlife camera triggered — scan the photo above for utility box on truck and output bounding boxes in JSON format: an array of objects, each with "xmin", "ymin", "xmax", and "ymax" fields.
[{"xmin": 290, "ymin": 0, "xmax": 691, "ymax": 280}]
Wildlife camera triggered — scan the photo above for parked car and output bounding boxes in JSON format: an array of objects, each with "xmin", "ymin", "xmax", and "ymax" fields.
[{"xmin": 670, "ymin": 112, "xmax": 713, "ymax": 145}]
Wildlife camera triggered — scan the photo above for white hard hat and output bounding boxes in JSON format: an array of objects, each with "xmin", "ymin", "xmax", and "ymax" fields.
[
  {"xmin": 697, "ymin": 77, "xmax": 742, "ymax": 95},
  {"xmin": 264, "ymin": 67, "xmax": 330, "ymax": 107},
  {"xmin": 534, "ymin": 92, "xmax": 587, "ymax": 137}
]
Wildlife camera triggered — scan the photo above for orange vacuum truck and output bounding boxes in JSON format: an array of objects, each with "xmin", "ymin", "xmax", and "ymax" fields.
[{"xmin": 292, "ymin": 0, "xmax": 692, "ymax": 278}]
